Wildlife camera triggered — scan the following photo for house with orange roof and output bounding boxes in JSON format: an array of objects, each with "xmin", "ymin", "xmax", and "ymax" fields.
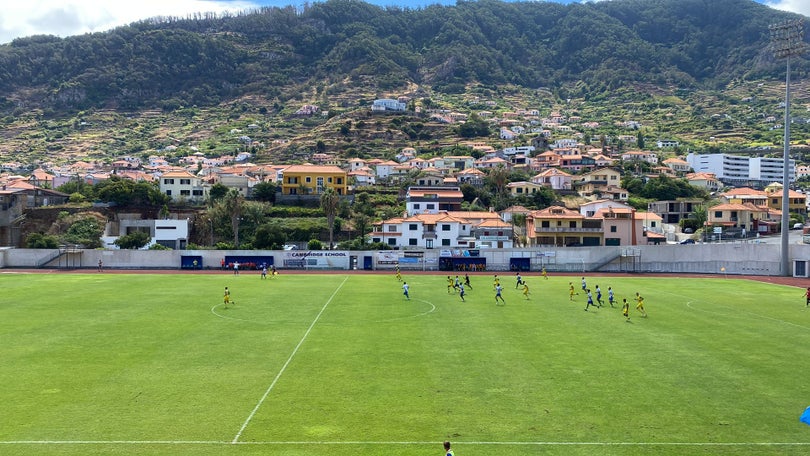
[
  {"xmin": 572, "ymin": 168, "xmax": 622, "ymax": 197},
  {"xmin": 706, "ymin": 202, "xmax": 768, "ymax": 236},
  {"xmin": 663, "ymin": 157, "xmax": 692, "ymax": 174},
  {"xmin": 406, "ymin": 186, "xmax": 463, "ymax": 215},
  {"xmin": 280, "ymin": 164, "xmax": 347, "ymax": 196},
  {"xmin": 685, "ymin": 172, "xmax": 722, "ymax": 192},
  {"xmin": 763, "ymin": 182, "xmax": 807, "ymax": 215},
  {"xmin": 621, "ymin": 150, "xmax": 658, "ymax": 165},
  {"xmin": 721, "ymin": 187, "xmax": 768, "ymax": 207},
  {"xmin": 371, "ymin": 210, "xmax": 513, "ymax": 250},
  {"xmin": 159, "ymin": 169, "xmax": 207, "ymax": 203},
  {"xmin": 455, "ymin": 167, "xmax": 486, "ymax": 187},
  {"xmin": 531, "ymin": 167, "xmax": 571, "ymax": 191},
  {"xmin": 525, "ymin": 205, "xmax": 603, "ymax": 247},
  {"xmin": 593, "ymin": 206, "xmax": 641, "ymax": 246}
]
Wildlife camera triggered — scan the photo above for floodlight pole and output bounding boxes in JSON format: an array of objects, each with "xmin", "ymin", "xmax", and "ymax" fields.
[{"xmin": 770, "ymin": 19, "xmax": 807, "ymax": 277}]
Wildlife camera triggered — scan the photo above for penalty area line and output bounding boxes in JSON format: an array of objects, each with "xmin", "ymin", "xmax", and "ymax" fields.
[{"xmin": 231, "ymin": 275, "xmax": 349, "ymax": 444}]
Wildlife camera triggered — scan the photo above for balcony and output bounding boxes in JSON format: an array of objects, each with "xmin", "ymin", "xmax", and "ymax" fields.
[
  {"xmin": 534, "ymin": 227, "xmax": 602, "ymax": 233},
  {"xmin": 422, "ymin": 232, "xmax": 437, "ymax": 239}
]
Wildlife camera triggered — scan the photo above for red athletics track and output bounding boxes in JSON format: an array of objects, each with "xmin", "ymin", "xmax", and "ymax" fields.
[{"xmin": 4, "ymin": 268, "xmax": 809, "ymax": 289}]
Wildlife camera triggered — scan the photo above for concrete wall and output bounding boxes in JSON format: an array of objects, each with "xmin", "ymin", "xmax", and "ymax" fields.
[{"xmin": 3, "ymin": 243, "xmax": 810, "ymax": 277}]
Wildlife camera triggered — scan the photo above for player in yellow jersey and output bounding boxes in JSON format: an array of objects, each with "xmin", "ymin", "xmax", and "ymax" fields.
[
  {"xmin": 622, "ymin": 298, "xmax": 630, "ymax": 321},
  {"xmin": 541, "ymin": 267, "xmax": 548, "ymax": 280},
  {"xmin": 493, "ymin": 274, "xmax": 500, "ymax": 290},
  {"xmin": 635, "ymin": 292, "xmax": 647, "ymax": 317},
  {"xmin": 522, "ymin": 282, "xmax": 530, "ymax": 300},
  {"xmin": 447, "ymin": 276, "xmax": 454, "ymax": 294},
  {"xmin": 569, "ymin": 282, "xmax": 577, "ymax": 301},
  {"xmin": 223, "ymin": 287, "xmax": 231, "ymax": 307}
]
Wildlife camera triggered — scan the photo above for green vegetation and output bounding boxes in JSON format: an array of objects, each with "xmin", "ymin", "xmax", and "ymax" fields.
[{"xmin": 1, "ymin": 273, "xmax": 808, "ymax": 455}]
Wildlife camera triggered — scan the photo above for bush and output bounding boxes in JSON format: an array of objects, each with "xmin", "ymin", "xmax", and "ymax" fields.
[
  {"xmin": 26, "ymin": 233, "xmax": 59, "ymax": 249},
  {"xmin": 308, "ymin": 239, "xmax": 324, "ymax": 250}
]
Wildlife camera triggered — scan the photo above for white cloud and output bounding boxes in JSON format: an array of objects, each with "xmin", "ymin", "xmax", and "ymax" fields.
[
  {"xmin": 0, "ymin": 0, "xmax": 261, "ymax": 44},
  {"xmin": 765, "ymin": 0, "xmax": 810, "ymax": 18}
]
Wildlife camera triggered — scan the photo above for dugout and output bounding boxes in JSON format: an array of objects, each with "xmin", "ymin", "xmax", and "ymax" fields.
[
  {"xmin": 181, "ymin": 255, "xmax": 203, "ymax": 269},
  {"xmin": 509, "ymin": 257, "xmax": 530, "ymax": 272},
  {"xmin": 224, "ymin": 255, "xmax": 274, "ymax": 270},
  {"xmin": 439, "ymin": 257, "xmax": 486, "ymax": 272}
]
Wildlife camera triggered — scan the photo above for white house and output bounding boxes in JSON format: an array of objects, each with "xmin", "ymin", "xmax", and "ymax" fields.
[
  {"xmin": 159, "ymin": 169, "xmax": 207, "ymax": 203},
  {"xmin": 101, "ymin": 218, "xmax": 190, "ymax": 250},
  {"xmin": 372, "ymin": 99, "xmax": 406, "ymax": 111}
]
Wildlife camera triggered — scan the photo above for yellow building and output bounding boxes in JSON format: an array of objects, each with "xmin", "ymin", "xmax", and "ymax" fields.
[{"xmin": 280, "ymin": 165, "xmax": 347, "ymax": 195}]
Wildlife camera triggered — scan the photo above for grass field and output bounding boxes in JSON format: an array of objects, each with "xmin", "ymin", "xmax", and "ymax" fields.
[{"xmin": 1, "ymin": 271, "xmax": 810, "ymax": 456}]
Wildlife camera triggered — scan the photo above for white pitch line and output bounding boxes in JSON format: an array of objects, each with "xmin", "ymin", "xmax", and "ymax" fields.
[
  {"xmin": 231, "ymin": 275, "xmax": 349, "ymax": 444},
  {"xmin": 3, "ymin": 440, "xmax": 810, "ymax": 446}
]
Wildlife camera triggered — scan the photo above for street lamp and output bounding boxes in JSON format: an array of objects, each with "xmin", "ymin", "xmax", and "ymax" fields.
[{"xmin": 769, "ymin": 19, "xmax": 807, "ymax": 276}]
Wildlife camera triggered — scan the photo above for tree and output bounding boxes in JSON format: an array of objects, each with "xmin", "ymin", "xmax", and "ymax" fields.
[
  {"xmin": 320, "ymin": 188, "xmax": 340, "ymax": 249},
  {"xmin": 114, "ymin": 231, "xmax": 151, "ymax": 249},
  {"xmin": 251, "ymin": 181, "xmax": 276, "ymax": 203},
  {"xmin": 221, "ymin": 189, "xmax": 245, "ymax": 248},
  {"xmin": 25, "ymin": 233, "xmax": 59, "ymax": 249},
  {"xmin": 208, "ymin": 183, "xmax": 229, "ymax": 204}
]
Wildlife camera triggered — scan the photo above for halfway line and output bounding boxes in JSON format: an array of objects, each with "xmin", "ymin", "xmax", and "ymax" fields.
[{"xmin": 231, "ymin": 275, "xmax": 349, "ymax": 444}]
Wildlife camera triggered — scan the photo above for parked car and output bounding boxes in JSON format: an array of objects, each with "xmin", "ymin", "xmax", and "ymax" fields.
[
  {"xmin": 683, "ymin": 227, "xmax": 694, "ymax": 234},
  {"xmin": 680, "ymin": 239, "xmax": 696, "ymax": 245}
]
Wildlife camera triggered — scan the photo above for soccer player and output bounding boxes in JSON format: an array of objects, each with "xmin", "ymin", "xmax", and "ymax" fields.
[
  {"xmin": 522, "ymin": 282, "xmax": 530, "ymax": 300},
  {"xmin": 271, "ymin": 265, "xmax": 278, "ymax": 277},
  {"xmin": 233, "ymin": 261, "xmax": 240, "ymax": 275},
  {"xmin": 541, "ymin": 267, "xmax": 548, "ymax": 280},
  {"xmin": 569, "ymin": 282, "xmax": 576, "ymax": 301},
  {"xmin": 464, "ymin": 273, "xmax": 473, "ymax": 289},
  {"xmin": 608, "ymin": 286, "xmax": 615, "ymax": 308},
  {"xmin": 622, "ymin": 298, "xmax": 630, "ymax": 322},
  {"xmin": 493, "ymin": 274, "xmax": 500, "ymax": 290},
  {"xmin": 402, "ymin": 282, "xmax": 410, "ymax": 300},
  {"xmin": 459, "ymin": 283, "xmax": 466, "ymax": 302},
  {"xmin": 584, "ymin": 288, "xmax": 596, "ymax": 311},
  {"xmin": 595, "ymin": 285, "xmax": 604, "ymax": 307},
  {"xmin": 443, "ymin": 441, "xmax": 454, "ymax": 456},
  {"xmin": 396, "ymin": 268, "xmax": 402, "ymax": 282},
  {"xmin": 454, "ymin": 275, "xmax": 461, "ymax": 292},
  {"xmin": 581, "ymin": 276, "xmax": 587, "ymax": 292},
  {"xmin": 495, "ymin": 284, "xmax": 505, "ymax": 305},
  {"xmin": 223, "ymin": 287, "xmax": 231, "ymax": 307},
  {"xmin": 635, "ymin": 293, "xmax": 647, "ymax": 317},
  {"xmin": 515, "ymin": 272, "xmax": 523, "ymax": 289},
  {"xmin": 805, "ymin": 287, "xmax": 810, "ymax": 307},
  {"xmin": 261, "ymin": 265, "xmax": 267, "ymax": 279},
  {"xmin": 447, "ymin": 276, "xmax": 454, "ymax": 294}
]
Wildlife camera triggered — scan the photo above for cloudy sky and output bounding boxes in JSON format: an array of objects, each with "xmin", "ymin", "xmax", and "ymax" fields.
[{"xmin": 0, "ymin": 0, "xmax": 807, "ymax": 45}]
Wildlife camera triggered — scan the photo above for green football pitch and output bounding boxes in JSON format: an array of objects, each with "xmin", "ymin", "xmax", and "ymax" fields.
[{"xmin": 1, "ymin": 271, "xmax": 809, "ymax": 456}]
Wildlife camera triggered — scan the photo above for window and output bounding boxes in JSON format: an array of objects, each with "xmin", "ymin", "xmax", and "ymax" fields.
[
  {"xmin": 427, "ymin": 203, "xmax": 435, "ymax": 210},
  {"xmin": 409, "ymin": 238, "xmax": 418, "ymax": 246},
  {"xmin": 714, "ymin": 211, "xmax": 722, "ymax": 218},
  {"xmin": 387, "ymin": 226, "xmax": 397, "ymax": 232},
  {"xmin": 180, "ymin": 179, "xmax": 190, "ymax": 185},
  {"xmin": 163, "ymin": 178, "xmax": 174, "ymax": 184},
  {"xmin": 541, "ymin": 221, "xmax": 550, "ymax": 228},
  {"xmin": 388, "ymin": 238, "xmax": 397, "ymax": 245},
  {"xmin": 180, "ymin": 190, "xmax": 190, "ymax": 196},
  {"xmin": 192, "ymin": 190, "xmax": 203, "ymax": 196},
  {"xmin": 328, "ymin": 177, "xmax": 333, "ymax": 183},
  {"xmin": 305, "ymin": 176, "xmax": 311, "ymax": 183},
  {"xmin": 442, "ymin": 239, "xmax": 450, "ymax": 246},
  {"xmin": 337, "ymin": 178, "xmax": 343, "ymax": 184},
  {"xmin": 442, "ymin": 224, "xmax": 451, "ymax": 231},
  {"xmin": 409, "ymin": 224, "xmax": 418, "ymax": 231},
  {"xmin": 569, "ymin": 221, "xmax": 576, "ymax": 228},
  {"xmin": 413, "ymin": 204, "xmax": 420, "ymax": 209},
  {"xmin": 610, "ymin": 226, "xmax": 617, "ymax": 233},
  {"xmin": 165, "ymin": 190, "xmax": 172, "ymax": 196},
  {"xmin": 317, "ymin": 177, "xmax": 324, "ymax": 188}
]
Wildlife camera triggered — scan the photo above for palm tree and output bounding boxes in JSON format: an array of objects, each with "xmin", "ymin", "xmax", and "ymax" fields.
[
  {"xmin": 222, "ymin": 189, "xmax": 244, "ymax": 248},
  {"xmin": 320, "ymin": 188, "xmax": 340, "ymax": 249}
]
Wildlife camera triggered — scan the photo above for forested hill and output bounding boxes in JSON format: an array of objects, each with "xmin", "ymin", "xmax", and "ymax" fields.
[{"xmin": 0, "ymin": 0, "xmax": 806, "ymax": 113}]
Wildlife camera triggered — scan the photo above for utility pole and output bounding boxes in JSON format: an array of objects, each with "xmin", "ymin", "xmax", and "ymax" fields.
[{"xmin": 769, "ymin": 19, "xmax": 807, "ymax": 276}]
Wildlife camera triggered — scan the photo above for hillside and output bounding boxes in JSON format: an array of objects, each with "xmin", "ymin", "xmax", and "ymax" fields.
[{"xmin": 0, "ymin": 0, "xmax": 809, "ymax": 166}]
